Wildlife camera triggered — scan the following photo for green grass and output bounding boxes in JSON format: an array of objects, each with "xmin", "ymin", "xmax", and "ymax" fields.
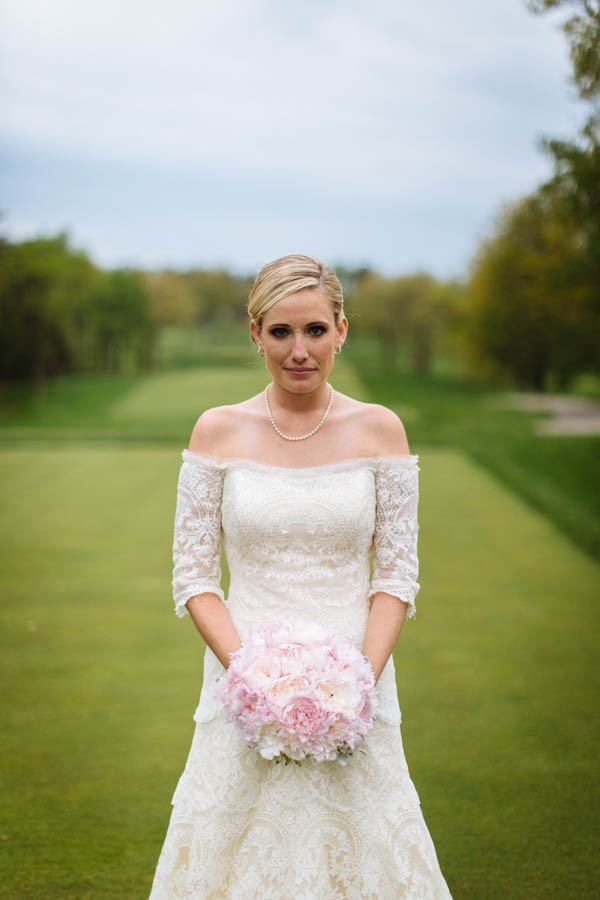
[
  {"xmin": 405, "ymin": 448, "xmax": 599, "ymax": 898},
  {"xmin": 0, "ymin": 357, "xmax": 366, "ymax": 445},
  {"xmin": 157, "ymin": 321, "xmax": 256, "ymax": 369},
  {"xmin": 0, "ymin": 444, "xmax": 598, "ymax": 898}
]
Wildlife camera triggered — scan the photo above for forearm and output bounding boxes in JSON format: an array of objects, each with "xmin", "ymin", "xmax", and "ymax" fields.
[
  {"xmin": 362, "ymin": 591, "xmax": 408, "ymax": 683},
  {"xmin": 185, "ymin": 593, "xmax": 242, "ymax": 669}
]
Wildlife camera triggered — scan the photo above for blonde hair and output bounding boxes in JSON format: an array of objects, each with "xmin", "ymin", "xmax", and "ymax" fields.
[{"xmin": 247, "ymin": 253, "xmax": 344, "ymax": 330}]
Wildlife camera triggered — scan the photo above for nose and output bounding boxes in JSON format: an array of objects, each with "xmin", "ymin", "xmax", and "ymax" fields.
[{"xmin": 290, "ymin": 333, "xmax": 309, "ymax": 362}]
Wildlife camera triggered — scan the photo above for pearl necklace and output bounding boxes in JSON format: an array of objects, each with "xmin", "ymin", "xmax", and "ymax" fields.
[{"xmin": 264, "ymin": 382, "xmax": 334, "ymax": 441}]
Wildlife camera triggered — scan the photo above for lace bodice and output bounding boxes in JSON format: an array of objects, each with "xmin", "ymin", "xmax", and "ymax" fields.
[{"xmin": 171, "ymin": 452, "xmax": 421, "ymax": 727}]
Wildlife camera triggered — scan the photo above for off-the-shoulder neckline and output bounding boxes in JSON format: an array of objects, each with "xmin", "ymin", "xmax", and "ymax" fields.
[{"xmin": 181, "ymin": 450, "xmax": 419, "ymax": 475}]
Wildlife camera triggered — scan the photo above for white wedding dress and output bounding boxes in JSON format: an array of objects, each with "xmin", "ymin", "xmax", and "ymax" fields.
[{"xmin": 149, "ymin": 451, "xmax": 453, "ymax": 899}]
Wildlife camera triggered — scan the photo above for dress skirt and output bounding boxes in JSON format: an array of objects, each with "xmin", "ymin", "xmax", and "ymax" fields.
[{"xmin": 148, "ymin": 710, "xmax": 453, "ymax": 899}]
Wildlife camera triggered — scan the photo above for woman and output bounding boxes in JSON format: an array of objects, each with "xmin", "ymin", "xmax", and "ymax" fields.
[{"xmin": 149, "ymin": 253, "xmax": 452, "ymax": 898}]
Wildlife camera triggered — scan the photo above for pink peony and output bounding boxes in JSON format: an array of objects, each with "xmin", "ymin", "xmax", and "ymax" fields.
[
  {"xmin": 214, "ymin": 619, "xmax": 377, "ymax": 765},
  {"xmin": 280, "ymin": 696, "xmax": 333, "ymax": 737}
]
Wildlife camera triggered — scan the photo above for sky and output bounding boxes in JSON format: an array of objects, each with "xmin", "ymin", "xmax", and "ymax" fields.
[{"xmin": 0, "ymin": 0, "xmax": 585, "ymax": 279}]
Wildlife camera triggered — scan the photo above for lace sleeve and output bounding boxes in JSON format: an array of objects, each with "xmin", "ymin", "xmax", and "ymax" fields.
[
  {"xmin": 172, "ymin": 455, "xmax": 225, "ymax": 618},
  {"xmin": 368, "ymin": 455, "xmax": 420, "ymax": 619}
]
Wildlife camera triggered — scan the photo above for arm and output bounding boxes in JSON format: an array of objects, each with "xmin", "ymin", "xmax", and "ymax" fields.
[
  {"xmin": 362, "ymin": 592, "xmax": 409, "ymax": 684},
  {"xmin": 185, "ymin": 593, "xmax": 241, "ymax": 670},
  {"xmin": 172, "ymin": 416, "xmax": 242, "ymax": 667},
  {"xmin": 362, "ymin": 410, "xmax": 420, "ymax": 683}
]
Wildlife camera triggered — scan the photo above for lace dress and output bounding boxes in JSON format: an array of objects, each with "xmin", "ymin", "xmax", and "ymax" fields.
[{"xmin": 149, "ymin": 452, "xmax": 453, "ymax": 900}]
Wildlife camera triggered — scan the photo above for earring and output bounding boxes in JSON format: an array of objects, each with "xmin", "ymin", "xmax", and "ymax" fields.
[
  {"xmin": 335, "ymin": 345, "xmax": 342, "ymax": 355},
  {"xmin": 257, "ymin": 346, "xmax": 264, "ymax": 355}
]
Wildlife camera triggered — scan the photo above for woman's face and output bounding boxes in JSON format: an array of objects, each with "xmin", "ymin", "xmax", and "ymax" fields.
[{"xmin": 251, "ymin": 288, "xmax": 348, "ymax": 393}]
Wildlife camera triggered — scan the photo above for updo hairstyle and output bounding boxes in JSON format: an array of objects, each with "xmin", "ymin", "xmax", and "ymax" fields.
[{"xmin": 247, "ymin": 253, "xmax": 344, "ymax": 331}]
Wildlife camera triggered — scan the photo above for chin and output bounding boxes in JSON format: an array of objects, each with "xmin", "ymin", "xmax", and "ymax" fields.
[{"xmin": 281, "ymin": 372, "xmax": 320, "ymax": 387}]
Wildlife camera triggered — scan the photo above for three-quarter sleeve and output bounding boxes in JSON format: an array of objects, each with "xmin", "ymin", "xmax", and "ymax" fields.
[
  {"xmin": 368, "ymin": 455, "xmax": 421, "ymax": 619},
  {"xmin": 172, "ymin": 455, "xmax": 225, "ymax": 617}
]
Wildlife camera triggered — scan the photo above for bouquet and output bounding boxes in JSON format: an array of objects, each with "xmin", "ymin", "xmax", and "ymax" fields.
[{"xmin": 215, "ymin": 619, "xmax": 377, "ymax": 765}]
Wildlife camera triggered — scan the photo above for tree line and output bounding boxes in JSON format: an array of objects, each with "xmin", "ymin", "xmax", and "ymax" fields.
[
  {"xmin": 0, "ymin": 232, "xmax": 468, "ymax": 391},
  {"xmin": 0, "ymin": 233, "xmax": 253, "ymax": 393}
]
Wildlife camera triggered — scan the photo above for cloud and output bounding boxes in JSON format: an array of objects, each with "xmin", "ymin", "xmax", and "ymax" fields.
[{"xmin": 0, "ymin": 0, "xmax": 586, "ymax": 275}]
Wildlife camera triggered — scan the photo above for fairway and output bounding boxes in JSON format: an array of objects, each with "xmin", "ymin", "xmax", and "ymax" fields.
[
  {"xmin": 1, "ymin": 438, "xmax": 598, "ymax": 898},
  {"xmin": 108, "ymin": 360, "xmax": 370, "ymax": 425},
  {"xmin": 0, "ymin": 359, "xmax": 369, "ymax": 447}
]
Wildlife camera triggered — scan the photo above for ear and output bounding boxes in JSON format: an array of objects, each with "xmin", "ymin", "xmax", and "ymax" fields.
[
  {"xmin": 249, "ymin": 319, "xmax": 261, "ymax": 346},
  {"xmin": 336, "ymin": 316, "xmax": 349, "ymax": 348}
]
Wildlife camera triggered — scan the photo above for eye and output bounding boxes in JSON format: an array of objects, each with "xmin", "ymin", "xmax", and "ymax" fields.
[
  {"xmin": 269, "ymin": 327, "xmax": 289, "ymax": 338},
  {"xmin": 308, "ymin": 325, "xmax": 327, "ymax": 336}
]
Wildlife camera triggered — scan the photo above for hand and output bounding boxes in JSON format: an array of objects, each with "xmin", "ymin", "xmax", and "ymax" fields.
[{"xmin": 363, "ymin": 654, "xmax": 377, "ymax": 684}]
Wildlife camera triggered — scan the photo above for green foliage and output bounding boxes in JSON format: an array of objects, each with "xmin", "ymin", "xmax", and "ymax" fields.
[
  {"xmin": 465, "ymin": 190, "xmax": 599, "ymax": 389},
  {"xmin": 0, "ymin": 234, "xmax": 99, "ymax": 390},
  {"xmin": 352, "ymin": 273, "xmax": 410, "ymax": 371},
  {"xmin": 539, "ymin": 125, "xmax": 600, "ymax": 290},
  {"xmin": 460, "ymin": 1, "xmax": 600, "ymax": 392},
  {"xmin": 526, "ymin": 0, "xmax": 600, "ymax": 338},
  {"xmin": 87, "ymin": 269, "xmax": 156, "ymax": 373},
  {"xmin": 143, "ymin": 267, "xmax": 253, "ymax": 327},
  {"xmin": 143, "ymin": 270, "xmax": 197, "ymax": 326},
  {"xmin": 463, "ymin": 1, "xmax": 600, "ymax": 391},
  {"xmin": 141, "ymin": 267, "xmax": 254, "ymax": 351},
  {"xmin": 184, "ymin": 268, "xmax": 253, "ymax": 324},
  {"xmin": 352, "ymin": 272, "xmax": 459, "ymax": 376},
  {"xmin": 528, "ymin": 0, "xmax": 600, "ymax": 101},
  {"xmin": 329, "ymin": 263, "xmax": 375, "ymax": 305},
  {"xmin": 0, "ymin": 234, "xmax": 157, "ymax": 389}
]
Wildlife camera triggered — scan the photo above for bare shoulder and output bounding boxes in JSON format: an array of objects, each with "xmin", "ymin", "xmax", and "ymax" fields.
[
  {"xmin": 360, "ymin": 401, "xmax": 411, "ymax": 456},
  {"xmin": 187, "ymin": 405, "xmax": 240, "ymax": 455},
  {"xmin": 188, "ymin": 394, "xmax": 263, "ymax": 455}
]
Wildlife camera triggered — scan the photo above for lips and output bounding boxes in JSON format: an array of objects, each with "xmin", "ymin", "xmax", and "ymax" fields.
[{"xmin": 286, "ymin": 368, "xmax": 315, "ymax": 373}]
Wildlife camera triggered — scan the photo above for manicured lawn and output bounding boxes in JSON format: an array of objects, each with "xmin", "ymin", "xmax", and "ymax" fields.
[
  {"xmin": 0, "ymin": 357, "xmax": 367, "ymax": 445},
  {"xmin": 406, "ymin": 447, "xmax": 599, "ymax": 898},
  {"xmin": 1, "ymin": 441, "xmax": 598, "ymax": 898}
]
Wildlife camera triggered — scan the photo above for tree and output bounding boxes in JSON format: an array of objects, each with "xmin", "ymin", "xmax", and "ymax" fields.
[
  {"xmin": 528, "ymin": 1, "xmax": 600, "ymax": 101},
  {"xmin": 399, "ymin": 273, "xmax": 450, "ymax": 376},
  {"xmin": 0, "ymin": 234, "xmax": 97, "ymax": 391},
  {"xmin": 352, "ymin": 274, "xmax": 412, "ymax": 371},
  {"xmin": 465, "ymin": 190, "xmax": 597, "ymax": 389},
  {"xmin": 528, "ymin": 0, "xmax": 600, "ymax": 314},
  {"xmin": 87, "ymin": 269, "xmax": 154, "ymax": 373},
  {"xmin": 330, "ymin": 264, "xmax": 374, "ymax": 307},
  {"xmin": 185, "ymin": 269, "xmax": 248, "ymax": 324},
  {"xmin": 352, "ymin": 271, "xmax": 451, "ymax": 375},
  {"xmin": 143, "ymin": 269, "xmax": 197, "ymax": 327}
]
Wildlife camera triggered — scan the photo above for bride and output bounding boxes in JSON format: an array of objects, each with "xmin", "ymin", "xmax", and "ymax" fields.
[{"xmin": 149, "ymin": 253, "xmax": 453, "ymax": 898}]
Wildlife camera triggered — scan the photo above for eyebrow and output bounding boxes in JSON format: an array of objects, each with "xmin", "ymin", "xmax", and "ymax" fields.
[{"xmin": 268, "ymin": 321, "xmax": 329, "ymax": 327}]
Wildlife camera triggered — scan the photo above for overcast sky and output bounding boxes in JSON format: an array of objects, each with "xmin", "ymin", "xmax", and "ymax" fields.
[{"xmin": 0, "ymin": 0, "xmax": 584, "ymax": 279}]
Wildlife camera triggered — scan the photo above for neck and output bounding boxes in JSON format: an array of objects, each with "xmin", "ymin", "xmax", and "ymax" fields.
[{"xmin": 267, "ymin": 380, "xmax": 332, "ymax": 414}]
